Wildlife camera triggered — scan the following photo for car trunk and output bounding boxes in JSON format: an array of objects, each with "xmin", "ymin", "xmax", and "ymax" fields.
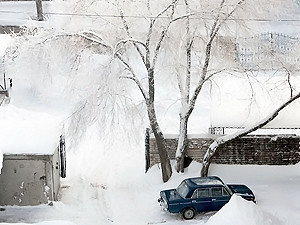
[{"xmin": 227, "ymin": 184, "xmax": 256, "ymax": 202}]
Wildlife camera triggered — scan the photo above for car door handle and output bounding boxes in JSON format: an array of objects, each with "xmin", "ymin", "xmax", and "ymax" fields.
[
  {"xmin": 212, "ymin": 199, "xmax": 217, "ymax": 201},
  {"xmin": 192, "ymin": 200, "xmax": 196, "ymax": 203}
]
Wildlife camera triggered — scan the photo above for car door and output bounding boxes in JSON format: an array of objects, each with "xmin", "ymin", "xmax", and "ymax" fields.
[
  {"xmin": 211, "ymin": 187, "xmax": 231, "ymax": 211},
  {"xmin": 191, "ymin": 188, "xmax": 213, "ymax": 213}
]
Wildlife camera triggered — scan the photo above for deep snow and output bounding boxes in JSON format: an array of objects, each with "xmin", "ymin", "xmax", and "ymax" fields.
[{"xmin": 1, "ymin": 160, "xmax": 300, "ymax": 225}]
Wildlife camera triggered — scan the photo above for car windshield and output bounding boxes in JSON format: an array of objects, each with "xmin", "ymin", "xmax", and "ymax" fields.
[{"xmin": 176, "ymin": 181, "xmax": 190, "ymax": 198}]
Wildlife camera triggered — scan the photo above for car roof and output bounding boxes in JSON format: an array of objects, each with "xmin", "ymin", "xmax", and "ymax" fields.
[{"xmin": 184, "ymin": 176, "xmax": 225, "ymax": 188}]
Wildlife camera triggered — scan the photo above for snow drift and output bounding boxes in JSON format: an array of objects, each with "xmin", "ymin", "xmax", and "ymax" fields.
[{"xmin": 206, "ymin": 194, "xmax": 284, "ymax": 225}]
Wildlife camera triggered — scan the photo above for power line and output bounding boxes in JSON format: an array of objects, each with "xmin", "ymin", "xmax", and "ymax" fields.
[
  {"xmin": 41, "ymin": 12, "xmax": 300, "ymax": 22},
  {"xmin": 1, "ymin": 9, "xmax": 300, "ymax": 22}
]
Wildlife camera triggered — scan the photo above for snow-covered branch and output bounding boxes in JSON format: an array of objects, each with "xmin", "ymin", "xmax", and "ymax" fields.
[
  {"xmin": 115, "ymin": 53, "xmax": 148, "ymax": 101},
  {"xmin": 114, "ymin": 39, "xmax": 147, "ymax": 54},
  {"xmin": 120, "ymin": 75, "xmax": 149, "ymax": 100},
  {"xmin": 201, "ymin": 91, "xmax": 300, "ymax": 176},
  {"xmin": 152, "ymin": 2, "xmax": 178, "ymax": 69},
  {"xmin": 118, "ymin": 6, "xmax": 146, "ymax": 65},
  {"xmin": 78, "ymin": 31, "xmax": 111, "ymax": 48},
  {"xmin": 145, "ymin": 0, "xmax": 179, "ymax": 68}
]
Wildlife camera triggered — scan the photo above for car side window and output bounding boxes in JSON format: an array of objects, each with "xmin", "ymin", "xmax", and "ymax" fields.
[
  {"xmin": 192, "ymin": 188, "xmax": 210, "ymax": 199},
  {"xmin": 212, "ymin": 187, "xmax": 222, "ymax": 197}
]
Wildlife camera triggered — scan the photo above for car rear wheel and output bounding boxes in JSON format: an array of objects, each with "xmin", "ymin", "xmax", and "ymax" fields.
[{"xmin": 182, "ymin": 208, "xmax": 195, "ymax": 220}]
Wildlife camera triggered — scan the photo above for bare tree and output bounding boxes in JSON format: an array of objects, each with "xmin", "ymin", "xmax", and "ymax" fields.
[
  {"xmin": 112, "ymin": 0, "xmax": 184, "ymax": 182},
  {"xmin": 174, "ymin": 0, "xmax": 245, "ymax": 172},
  {"xmin": 196, "ymin": 0, "xmax": 300, "ymax": 176},
  {"xmin": 173, "ymin": 0, "xmax": 300, "ymax": 173},
  {"xmin": 62, "ymin": 0, "xmax": 185, "ymax": 182}
]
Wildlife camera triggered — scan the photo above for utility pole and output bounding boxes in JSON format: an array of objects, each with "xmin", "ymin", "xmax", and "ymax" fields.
[{"xmin": 35, "ymin": 0, "xmax": 44, "ymax": 21}]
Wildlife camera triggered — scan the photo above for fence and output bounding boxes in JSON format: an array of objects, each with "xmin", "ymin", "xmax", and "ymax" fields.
[{"xmin": 146, "ymin": 134, "xmax": 300, "ymax": 170}]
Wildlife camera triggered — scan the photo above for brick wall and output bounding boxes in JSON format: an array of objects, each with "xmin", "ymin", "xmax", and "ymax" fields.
[{"xmin": 148, "ymin": 135, "xmax": 300, "ymax": 167}]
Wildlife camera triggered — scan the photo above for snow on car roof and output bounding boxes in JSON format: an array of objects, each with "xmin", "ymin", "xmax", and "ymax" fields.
[
  {"xmin": 0, "ymin": 105, "xmax": 63, "ymax": 155},
  {"xmin": 189, "ymin": 176, "xmax": 224, "ymax": 186}
]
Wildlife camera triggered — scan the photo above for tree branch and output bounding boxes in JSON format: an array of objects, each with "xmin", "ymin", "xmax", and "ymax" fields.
[
  {"xmin": 145, "ymin": 0, "xmax": 179, "ymax": 69},
  {"xmin": 115, "ymin": 53, "xmax": 148, "ymax": 101},
  {"xmin": 118, "ymin": 6, "xmax": 146, "ymax": 65},
  {"xmin": 202, "ymin": 91, "xmax": 300, "ymax": 167},
  {"xmin": 114, "ymin": 38, "xmax": 147, "ymax": 54},
  {"xmin": 188, "ymin": 0, "xmax": 245, "ymax": 118}
]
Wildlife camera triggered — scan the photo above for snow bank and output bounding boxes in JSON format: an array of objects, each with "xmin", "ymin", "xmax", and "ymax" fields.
[{"xmin": 206, "ymin": 195, "xmax": 283, "ymax": 225}]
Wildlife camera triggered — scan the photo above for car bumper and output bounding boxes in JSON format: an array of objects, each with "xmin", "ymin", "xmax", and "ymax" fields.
[{"xmin": 158, "ymin": 197, "xmax": 168, "ymax": 211}]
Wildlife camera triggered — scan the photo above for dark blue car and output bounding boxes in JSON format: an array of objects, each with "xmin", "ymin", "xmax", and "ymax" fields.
[{"xmin": 158, "ymin": 176, "xmax": 255, "ymax": 220}]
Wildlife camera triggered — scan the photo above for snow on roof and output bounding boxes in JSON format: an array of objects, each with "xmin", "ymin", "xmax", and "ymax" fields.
[{"xmin": 0, "ymin": 105, "xmax": 63, "ymax": 155}]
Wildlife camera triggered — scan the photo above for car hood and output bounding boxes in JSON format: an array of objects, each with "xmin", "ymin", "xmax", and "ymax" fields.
[{"xmin": 160, "ymin": 189, "xmax": 183, "ymax": 202}]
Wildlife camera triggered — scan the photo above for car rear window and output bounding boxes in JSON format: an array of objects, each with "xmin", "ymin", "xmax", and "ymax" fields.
[{"xmin": 176, "ymin": 181, "xmax": 190, "ymax": 198}]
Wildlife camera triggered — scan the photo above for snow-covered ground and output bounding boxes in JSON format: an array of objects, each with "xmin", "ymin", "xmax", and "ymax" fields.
[{"xmin": 1, "ymin": 160, "xmax": 300, "ymax": 225}]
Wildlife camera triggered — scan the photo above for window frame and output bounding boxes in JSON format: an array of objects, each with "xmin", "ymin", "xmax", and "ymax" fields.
[{"xmin": 191, "ymin": 188, "xmax": 210, "ymax": 199}]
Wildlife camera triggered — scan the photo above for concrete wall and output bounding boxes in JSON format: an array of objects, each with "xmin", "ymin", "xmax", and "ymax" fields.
[
  {"xmin": 0, "ymin": 148, "xmax": 61, "ymax": 206},
  {"xmin": 148, "ymin": 135, "xmax": 300, "ymax": 168}
]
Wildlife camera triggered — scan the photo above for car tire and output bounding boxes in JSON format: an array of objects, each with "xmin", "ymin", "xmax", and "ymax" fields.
[{"xmin": 182, "ymin": 208, "xmax": 196, "ymax": 220}]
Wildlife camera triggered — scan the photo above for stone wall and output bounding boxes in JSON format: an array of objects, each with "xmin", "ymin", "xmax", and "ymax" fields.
[{"xmin": 148, "ymin": 135, "xmax": 300, "ymax": 167}]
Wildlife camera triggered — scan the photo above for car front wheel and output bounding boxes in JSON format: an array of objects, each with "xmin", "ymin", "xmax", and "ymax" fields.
[{"xmin": 182, "ymin": 208, "xmax": 195, "ymax": 220}]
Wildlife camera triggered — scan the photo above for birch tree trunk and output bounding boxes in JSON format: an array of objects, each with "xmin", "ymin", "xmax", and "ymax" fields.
[
  {"xmin": 175, "ymin": 0, "xmax": 244, "ymax": 172},
  {"xmin": 201, "ymin": 91, "xmax": 300, "ymax": 177},
  {"xmin": 113, "ymin": 1, "xmax": 179, "ymax": 182},
  {"xmin": 148, "ymin": 111, "xmax": 172, "ymax": 182},
  {"xmin": 174, "ymin": 0, "xmax": 192, "ymax": 173},
  {"xmin": 175, "ymin": 115, "xmax": 189, "ymax": 172},
  {"xmin": 146, "ymin": 67, "xmax": 172, "ymax": 181}
]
